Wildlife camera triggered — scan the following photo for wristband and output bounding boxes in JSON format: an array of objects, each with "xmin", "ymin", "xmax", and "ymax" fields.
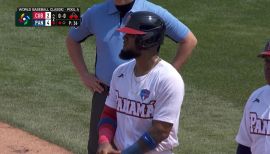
[
  {"xmin": 140, "ymin": 132, "xmax": 157, "ymax": 150},
  {"xmin": 121, "ymin": 132, "xmax": 157, "ymax": 154},
  {"xmin": 98, "ymin": 135, "xmax": 110, "ymax": 144}
]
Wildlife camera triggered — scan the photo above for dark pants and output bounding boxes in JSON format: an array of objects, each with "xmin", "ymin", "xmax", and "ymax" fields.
[{"xmin": 88, "ymin": 84, "xmax": 109, "ymax": 154}]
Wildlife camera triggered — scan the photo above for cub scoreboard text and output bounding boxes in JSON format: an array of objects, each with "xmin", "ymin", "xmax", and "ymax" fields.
[{"xmin": 16, "ymin": 7, "xmax": 80, "ymax": 27}]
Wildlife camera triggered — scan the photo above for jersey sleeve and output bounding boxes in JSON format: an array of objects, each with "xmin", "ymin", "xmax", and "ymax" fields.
[
  {"xmin": 235, "ymin": 95, "xmax": 254, "ymax": 147},
  {"xmin": 105, "ymin": 68, "xmax": 119, "ymax": 109},
  {"xmin": 68, "ymin": 8, "xmax": 94, "ymax": 42},
  {"xmin": 235, "ymin": 107, "xmax": 252, "ymax": 147},
  {"xmin": 153, "ymin": 75, "xmax": 184, "ymax": 124}
]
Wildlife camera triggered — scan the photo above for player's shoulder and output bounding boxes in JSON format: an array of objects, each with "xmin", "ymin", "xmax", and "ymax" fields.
[
  {"xmin": 154, "ymin": 60, "xmax": 184, "ymax": 94},
  {"xmin": 250, "ymin": 85, "xmax": 269, "ymax": 98},
  {"xmin": 245, "ymin": 85, "xmax": 269, "ymax": 107},
  {"xmin": 156, "ymin": 60, "xmax": 183, "ymax": 84},
  {"xmin": 113, "ymin": 60, "xmax": 135, "ymax": 75},
  {"xmin": 158, "ymin": 60, "xmax": 181, "ymax": 76},
  {"xmin": 256, "ymin": 85, "xmax": 269, "ymax": 91}
]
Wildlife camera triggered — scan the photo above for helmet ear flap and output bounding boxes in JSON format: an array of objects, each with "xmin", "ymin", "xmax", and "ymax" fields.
[{"xmin": 135, "ymin": 32, "xmax": 155, "ymax": 49}]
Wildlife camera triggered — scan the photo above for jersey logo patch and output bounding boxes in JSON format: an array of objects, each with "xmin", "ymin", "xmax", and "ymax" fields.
[
  {"xmin": 118, "ymin": 73, "xmax": 124, "ymax": 78},
  {"xmin": 252, "ymin": 98, "xmax": 260, "ymax": 103},
  {"xmin": 140, "ymin": 89, "xmax": 150, "ymax": 102}
]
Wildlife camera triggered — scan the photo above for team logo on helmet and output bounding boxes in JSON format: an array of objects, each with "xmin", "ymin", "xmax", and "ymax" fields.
[{"xmin": 140, "ymin": 89, "xmax": 150, "ymax": 101}]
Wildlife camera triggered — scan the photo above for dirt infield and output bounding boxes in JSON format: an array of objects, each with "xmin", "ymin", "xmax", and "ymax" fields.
[{"xmin": 0, "ymin": 122, "xmax": 73, "ymax": 154}]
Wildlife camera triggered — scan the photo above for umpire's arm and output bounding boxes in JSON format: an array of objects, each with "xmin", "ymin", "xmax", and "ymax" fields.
[{"xmin": 172, "ymin": 31, "xmax": 197, "ymax": 70}]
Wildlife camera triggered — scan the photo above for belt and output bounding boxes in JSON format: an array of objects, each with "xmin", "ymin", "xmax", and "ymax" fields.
[{"xmin": 100, "ymin": 82, "xmax": 110, "ymax": 93}]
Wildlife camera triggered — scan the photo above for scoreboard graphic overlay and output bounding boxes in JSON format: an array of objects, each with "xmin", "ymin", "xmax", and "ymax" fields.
[{"xmin": 16, "ymin": 7, "xmax": 80, "ymax": 27}]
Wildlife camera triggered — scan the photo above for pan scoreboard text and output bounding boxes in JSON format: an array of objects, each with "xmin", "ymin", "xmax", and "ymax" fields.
[{"xmin": 16, "ymin": 7, "xmax": 80, "ymax": 27}]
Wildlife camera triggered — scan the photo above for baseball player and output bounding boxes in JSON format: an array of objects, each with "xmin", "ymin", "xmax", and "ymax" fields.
[
  {"xmin": 235, "ymin": 40, "xmax": 270, "ymax": 154},
  {"xmin": 66, "ymin": 1, "xmax": 197, "ymax": 153},
  {"xmin": 97, "ymin": 11, "xmax": 184, "ymax": 154}
]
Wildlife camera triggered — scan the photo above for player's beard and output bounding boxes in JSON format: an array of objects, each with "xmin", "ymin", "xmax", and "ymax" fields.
[{"xmin": 119, "ymin": 48, "xmax": 141, "ymax": 60}]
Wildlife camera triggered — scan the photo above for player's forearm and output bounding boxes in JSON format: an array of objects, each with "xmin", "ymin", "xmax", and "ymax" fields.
[
  {"xmin": 172, "ymin": 31, "xmax": 197, "ymax": 70},
  {"xmin": 66, "ymin": 35, "xmax": 90, "ymax": 78},
  {"xmin": 147, "ymin": 122, "xmax": 172, "ymax": 143},
  {"xmin": 122, "ymin": 131, "xmax": 169, "ymax": 154},
  {"xmin": 138, "ymin": 121, "xmax": 172, "ymax": 151},
  {"xmin": 98, "ymin": 105, "xmax": 117, "ymax": 144},
  {"xmin": 122, "ymin": 121, "xmax": 172, "ymax": 154}
]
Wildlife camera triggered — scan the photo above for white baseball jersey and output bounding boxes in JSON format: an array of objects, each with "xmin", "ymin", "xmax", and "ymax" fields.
[
  {"xmin": 236, "ymin": 85, "xmax": 270, "ymax": 154},
  {"xmin": 105, "ymin": 59, "xmax": 184, "ymax": 154}
]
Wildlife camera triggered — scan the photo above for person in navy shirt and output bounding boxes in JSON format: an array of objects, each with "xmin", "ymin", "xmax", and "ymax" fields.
[{"xmin": 66, "ymin": 0, "xmax": 197, "ymax": 153}]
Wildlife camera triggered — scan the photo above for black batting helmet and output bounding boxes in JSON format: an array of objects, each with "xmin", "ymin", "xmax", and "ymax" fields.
[{"xmin": 118, "ymin": 11, "xmax": 166, "ymax": 49}]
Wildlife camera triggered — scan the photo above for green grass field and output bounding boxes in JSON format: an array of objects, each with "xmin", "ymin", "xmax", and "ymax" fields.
[{"xmin": 0, "ymin": 0, "xmax": 270, "ymax": 153}]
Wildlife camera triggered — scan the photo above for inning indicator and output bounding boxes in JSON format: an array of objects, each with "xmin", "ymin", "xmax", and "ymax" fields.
[{"xmin": 16, "ymin": 7, "xmax": 80, "ymax": 27}]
